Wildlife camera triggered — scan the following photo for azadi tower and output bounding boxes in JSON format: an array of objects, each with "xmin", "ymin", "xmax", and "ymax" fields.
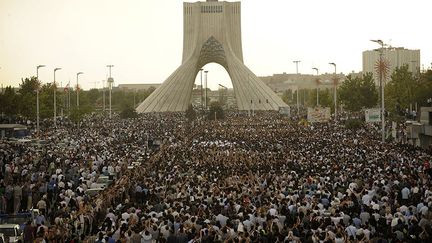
[{"xmin": 136, "ymin": 0, "xmax": 287, "ymax": 112}]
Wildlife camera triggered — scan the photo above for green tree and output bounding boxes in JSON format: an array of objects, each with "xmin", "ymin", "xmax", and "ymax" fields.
[
  {"xmin": 282, "ymin": 90, "xmax": 294, "ymax": 104},
  {"xmin": 86, "ymin": 88, "xmax": 101, "ymax": 107},
  {"xmin": 0, "ymin": 86, "xmax": 19, "ymax": 117},
  {"xmin": 318, "ymin": 88, "xmax": 334, "ymax": 109},
  {"xmin": 208, "ymin": 101, "xmax": 224, "ymax": 120},
  {"xmin": 385, "ymin": 65, "xmax": 417, "ymax": 113},
  {"xmin": 185, "ymin": 104, "xmax": 197, "ymax": 121},
  {"xmin": 413, "ymin": 69, "xmax": 432, "ymax": 107},
  {"xmin": 119, "ymin": 106, "xmax": 138, "ymax": 119},
  {"xmin": 18, "ymin": 77, "xmax": 39, "ymax": 119},
  {"xmin": 69, "ymin": 106, "xmax": 93, "ymax": 124},
  {"xmin": 338, "ymin": 73, "xmax": 378, "ymax": 112},
  {"xmin": 39, "ymin": 83, "xmax": 53, "ymax": 119}
]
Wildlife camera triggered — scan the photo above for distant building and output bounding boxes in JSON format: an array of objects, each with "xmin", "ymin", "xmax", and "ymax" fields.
[
  {"xmin": 259, "ymin": 72, "xmax": 345, "ymax": 93},
  {"xmin": 407, "ymin": 107, "xmax": 432, "ymax": 149},
  {"xmin": 117, "ymin": 83, "xmax": 161, "ymax": 92},
  {"xmin": 363, "ymin": 47, "xmax": 420, "ymax": 85}
]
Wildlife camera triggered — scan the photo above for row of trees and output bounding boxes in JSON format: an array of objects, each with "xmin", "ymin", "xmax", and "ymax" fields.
[
  {"xmin": 2, "ymin": 65, "xmax": 431, "ymax": 122},
  {"xmin": 281, "ymin": 73, "xmax": 378, "ymax": 112},
  {"xmin": 282, "ymin": 65, "xmax": 432, "ymax": 116},
  {"xmin": 0, "ymin": 77, "xmax": 155, "ymax": 121}
]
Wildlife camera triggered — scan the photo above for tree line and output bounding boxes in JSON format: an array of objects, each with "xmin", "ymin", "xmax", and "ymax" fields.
[
  {"xmin": 1, "ymin": 66, "xmax": 431, "ymax": 123},
  {"xmin": 282, "ymin": 65, "xmax": 432, "ymax": 117},
  {"xmin": 0, "ymin": 77, "xmax": 156, "ymax": 122}
]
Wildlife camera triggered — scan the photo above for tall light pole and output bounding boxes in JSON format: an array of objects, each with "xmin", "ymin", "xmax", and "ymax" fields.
[
  {"xmin": 329, "ymin": 62, "xmax": 337, "ymax": 120},
  {"xmin": 312, "ymin": 67, "xmax": 319, "ymax": 107},
  {"xmin": 293, "ymin": 60, "xmax": 301, "ymax": 114},
  {"xmin": 53, "ymin": 68, "xmax": 61, "ymax": 128},
  {"xmin": 204, "ymin": 70, "xmax": 209, "ymax": 110},
  {"xmin": 102, "ymin": 80, "xmax": 106, "ymax": 112},
  {"xmin": 371, "ymin": 39, "xmax": 387, "ymax": 142},
  {"xmin": 134, "ymin": 89, "xmax": 137, "ymax": 108},
  {"xmin": 200, "ymin": 68, "xmax": 204, "ymax": 110},
  {"xmin": 76, "ymin": 72, "xmax": 83, "ymax": 108},
  {"xmin": 107, "ymin": 65, "xmax": 114, "ymax": 118},
  {"xmin": 36, "ymin": 65, "xmax": 46, "ymax": 135},
  {"xmin": 67, "ymin": 80, "xmax": 71, "ymax": 116}
]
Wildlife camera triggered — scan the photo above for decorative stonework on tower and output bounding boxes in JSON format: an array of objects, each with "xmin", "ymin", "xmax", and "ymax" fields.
[{"xmin": 136, "ymin": 0, "xmax": 287, "ymax": 112}]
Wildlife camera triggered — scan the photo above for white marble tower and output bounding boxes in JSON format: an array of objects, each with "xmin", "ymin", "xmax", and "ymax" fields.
[{"xmin": 136, "ymin": 0, "xmax": 287, "ymax": 112}]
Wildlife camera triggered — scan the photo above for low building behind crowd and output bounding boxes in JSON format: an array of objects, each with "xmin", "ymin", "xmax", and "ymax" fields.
[{"xmin": 407, "ymin": 106, "xmax": 432, "ymax": 148}]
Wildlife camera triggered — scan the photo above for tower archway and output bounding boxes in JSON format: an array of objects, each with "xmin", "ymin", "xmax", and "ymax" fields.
[{"xmin": 137, "ymin": 0, "xmax": 287, "ymax": 113}]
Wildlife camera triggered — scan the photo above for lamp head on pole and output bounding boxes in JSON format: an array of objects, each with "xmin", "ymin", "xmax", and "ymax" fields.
[
  {"xmin": 329, "ymin": 63, "xmax": 337, "ymax": 75},
  {"xmin": 54, "ymin": 68, "xmax": 62, "ymax": 72},
  {"xmin": 37, "ymin": 65, "xmax": 46, "ymax": 69},
  {"xmin": 77, "ymin": 72, "xmax": 83, "ymax": 76},
  {"xmin": 370, "ymin": 39, "xmax": 384, "ymax": 46}
]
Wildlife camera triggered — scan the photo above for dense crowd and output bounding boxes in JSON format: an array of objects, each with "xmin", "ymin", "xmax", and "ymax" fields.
[
  {"xmin": 1, "ymin": 112, "xmax": 432, "ymax": 242},
  {"xmin": 0, "ymin": 113, "xmax": 182, "ymax": 242}
]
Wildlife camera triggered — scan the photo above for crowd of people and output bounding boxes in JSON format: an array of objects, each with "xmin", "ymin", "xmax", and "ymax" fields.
[
  {"xmin": 1, "ymin": 111, "xmax": 432, "ymax": 242},
  {"xmin": 0, "ymin": 113, "xmax": 182, "ymax": 242}
]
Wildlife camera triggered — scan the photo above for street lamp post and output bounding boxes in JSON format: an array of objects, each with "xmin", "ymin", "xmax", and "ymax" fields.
[
  {"xmin": 67, "ymin": 80, "xmax": 71, "ymax": 116},
  {"xmin": 102, "ymin": 80, "xmax": 106, "ymax": 112},
  {"xmin": 204, "ymin": 71, "xmax": 209, "ymax": 110},
  {"xmin": 76, "ymin": 72, "xmax": 83, "ymax": 108},
  {"xmin": 134, "ymin": 89, "xmax": 137, "ymax": 108},
  {"xmin": 329, "ymin": 62, "xmax": 337, "ymax": 120},
  {"xmin": 312, "ymin": 67, "xmax": 319, "ymax": 107},
  {"xmin": 371, "ymin": 39, "xmax": 386, "ymax": 142},
  {"xmin": 36, "ymin": 65, "xmax": 46, "ymax": 135},
  {"xmin": 200, "ymin": 69, "xmax": 204, "ymax": 110},
  {"xmin": 293, "ymin": 60, "xmax": 301, "ymax": 115},
  {"xmin": 107, "ymin": 65, "xmax": 114, "ymax": 118},
  {"xmin": 53, "ymin": 68, "xmax": 61, "ymax": 128}
]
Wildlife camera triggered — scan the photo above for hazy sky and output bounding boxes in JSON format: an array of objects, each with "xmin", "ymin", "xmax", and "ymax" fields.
[{"xmin": 0, "ymin": 0, "xmax": 430, "ymax": 90}]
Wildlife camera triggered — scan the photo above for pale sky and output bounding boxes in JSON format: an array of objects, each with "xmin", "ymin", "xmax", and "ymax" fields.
[{"xmin": 0, "ymin": 0, "xmax": 431, "ymax": 90}]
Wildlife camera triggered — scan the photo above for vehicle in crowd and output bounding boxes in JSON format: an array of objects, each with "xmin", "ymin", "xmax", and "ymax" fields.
[
  {"xmin": 85, "ymin": 188, "xmax": 105, "ymax": 197},
  {"xmin": 96, "ymin": 175, "xmax": 114, "ymax": 186},
  {"xmin": 0, "ymin": 210, "xmax": 38, "ymax": 231},
  {"xmin": 127, "ymin": 161, "xmax": 141, "ymax": 170},
  {"xmin": 0, "ymin": 124, "xmax": 29, "ymax": 140},
  {"xmin": 0, "ymin": 224, "xmax": 23, "ymax": 243}
]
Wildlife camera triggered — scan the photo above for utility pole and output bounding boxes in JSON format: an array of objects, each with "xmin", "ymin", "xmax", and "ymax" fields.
[
  {"xmin": 53, "ymin": 68, "xmax": 62, "ymax": 128},
  {"xmin": 76, "ymin": 72, "xmax": 83, "ymax": 108},
  {"xmin": 204, "ymin": 70, "xmax": 209, "ymax": 110},
  {"xmin": 312, "ymin": 67, "xmax": 319, "ymax": 107},
  {"xmin": 107, "ymin": 65, "xmax": 114, "ymax": 118},
  {"xmin": 371, "ymin": 39, "xmax": 387, "ymax": 142},
  {"xmin": 36, "ymin": 65, "xmax": 46, "ymax": 136},
  {"xmin": 102, "ymin": 80, "xmax": 106, "ymax": 112},
  {"xmin": 293, "ymin": 60, "xmax": 301, "ymax": 115},
  {"xmin": 200, "ymin": 69, "xmax": 204, "ymax": 110},
  {"xmin": 329, "ymin": 62, "xmax": 337, "ymax": 121}
]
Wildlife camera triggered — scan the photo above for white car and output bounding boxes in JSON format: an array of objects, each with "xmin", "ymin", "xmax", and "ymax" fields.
[{"xmin": 0, "ymin": 224, "xmax": 23, "ymax": 243}]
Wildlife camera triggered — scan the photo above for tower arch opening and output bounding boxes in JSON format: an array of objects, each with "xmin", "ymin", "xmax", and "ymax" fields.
[
  {"xmin": 136, "ymin": 1, "xmax": 287, "ymax": 113},
  {"xmin": 193, "ymin": 63, "xmax": 236, "ymax": 110}
]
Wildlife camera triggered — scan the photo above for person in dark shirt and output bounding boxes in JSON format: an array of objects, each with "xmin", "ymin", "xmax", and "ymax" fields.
[
  {"xmin": 166, "ymin": 229, "xmax": 177, "ymax": 243},
  {"xmin": 23, "ymin": 220, "xmax": 35, "ymax": 243}
]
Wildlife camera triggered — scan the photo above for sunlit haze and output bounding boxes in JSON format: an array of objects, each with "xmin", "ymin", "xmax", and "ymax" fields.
[{"xmin": 0, "ymin": 0, "xmax": 431, "ymax": 90}]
